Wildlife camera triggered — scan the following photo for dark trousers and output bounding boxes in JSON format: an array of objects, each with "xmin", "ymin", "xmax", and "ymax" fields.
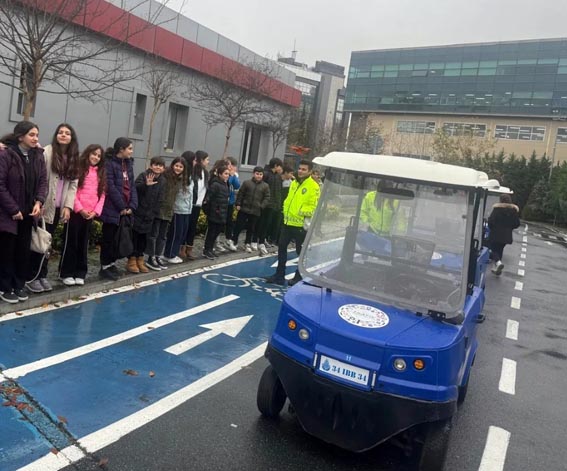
[
  {"xmin": 147, "ymin": 219, "xmax": 169, "ymax": 257},
  {"xmin": 185, "ymin": 206, "xmax": 201, "ymax": 246},
  {"xmin": 100, "ymin": 222, "xmax": 119, "ymax": 267},
  {"xmin": 490, "ymin": 242, "xmax": 506, "ymax": 262},
  {"xmin": 225, "ymin": 204, "xmax": 235, "ymax": 239},
  {"xmin": 59, "ymin": 211, "xmax": 91, "ymax": 279},
  {"xmin": 131, "ymin": 229, "xmax": 147, "ymax": 258},
  {"xmin": 0, "ymin": 217, "xmax": 34, "ymax": 292},
  {"xmin": 29, "ymin": 207, "xmax": 59, "ymax": 280},
  {"xmin": 275, "ymin": 224, "xmax": 306, "ymax": 279},
  {"xmin": 232, "ymin": 211, "xmax": 258, "ymax": 245},
  {"xmin": 205, "ymin": 221, "xmax": 224, "ymax": 251},
  {"xmin": 257, "ymin": 207, "xmax": 281, "ymax": 243},
  {"xmin": 165, "ymin": 213, "xmax": 190, "ymax": 258}
]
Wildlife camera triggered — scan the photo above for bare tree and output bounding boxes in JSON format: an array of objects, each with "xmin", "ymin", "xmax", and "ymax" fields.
[
  {"xmin": 264, "ymin": 107, "xmax": 292, "ymax": 158},
  {"xmin": 431, "ymin": 128, "xmax": 498, "ymax": 164},
  {"xmin": 0, "ymin": 0, "xmax": 176, "ymax": 120},
  {"xmin": 142, "ymin": 61, "xmax": 183, "ymax": 161},
  {"xmin": 191, "ymin": 58, "xmax": 280, "ymax": 158}
]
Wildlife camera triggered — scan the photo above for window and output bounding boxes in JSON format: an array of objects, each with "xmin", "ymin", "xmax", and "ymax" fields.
[
  {"xmin": 241, "ymin": 123, "xmax": 265, "ymax": 166},
  {"xmin": 295, "ymin": 81, "xmax": 318, "ymax": 96},
  {"xmin": 556, "ymin": 128, "xmax": 567, "ymax": 143},
  {"xmin": 16, "ymin": 63, "xmax": 36, "ymax": 117},
  {"xmin": 133, "ymin": 93, "xmax": 147, "ymax": 135},
  {"xmin": 397, "ymin": 121, "xmax": 436, "ymax": 134},
  {"xmin": 494, "ymin": 124, "xmax": 545, "ymax": 141},
  {"xmin": 443, "ymin": 123, "xmax": 487, "ymax": 137},
  {"xmin": 165, "ymin": 103, "xmax": 189, "ymax": 151}
]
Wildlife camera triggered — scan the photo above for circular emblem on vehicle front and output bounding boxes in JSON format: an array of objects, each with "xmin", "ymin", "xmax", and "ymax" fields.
[{"xmin": 338, "ymin": 304, "xmax": 390, "ymax": 329}]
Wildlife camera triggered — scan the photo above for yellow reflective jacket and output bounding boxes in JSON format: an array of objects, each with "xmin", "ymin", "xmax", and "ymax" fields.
[
  {"xmin": 283, "ymin": 176, "xmax": 320, "ymax": 227},
  {"xmin": 360, "ymin": 191, "xmax": 403, "ymax": 235}
]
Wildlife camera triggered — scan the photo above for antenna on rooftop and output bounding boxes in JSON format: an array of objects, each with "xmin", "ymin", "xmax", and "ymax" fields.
[{"xmin": 291, "ymin": 39, "xmax": 298, "ymax": 61}]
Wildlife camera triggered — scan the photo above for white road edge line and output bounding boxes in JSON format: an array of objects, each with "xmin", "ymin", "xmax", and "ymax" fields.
[
  {"xmin": 522, "ymin": 235, "xmax": 527, "ymax": 242},
  {"xmin": 510, "ymin": 297, "xmax": 521, "ymax": 310},
  {"xmin": 518, "ymin": 261, "xmax": 525, "ymax": 267},
  {"xmin": 506, "ymin": 320, "xmax": 519, "ymax": 341},
  {"xmin": 2, "ymin": 295, "xmax": 239, "ymax": 379},
  {"xmin": 478, "ymin": 426, "xmax": 511, "ymax": 471},
  {"xmin": 514, "ymin": 281, "xmax": 523, "ymax": 291},
  {"xmin": 517, "ymin": 269, "xmax": 525, "ymax": 277},
  {"xmin": 524, "ymin": 223, "xmax": 528, "ymax": 231},
  {"xmin": 498, "ymin": 358, "xmax": 516, "ymax": 395},
  {"xmin": 520, "ymin": 254, "xmax": 526, "ymax": 259},
  {"xmin": 521, "ymin": 247, "xmax": 527, "ymax": 252},
  {"xmin": 16, "ymin": 342, "xmax": 268, "ymax": 471}
]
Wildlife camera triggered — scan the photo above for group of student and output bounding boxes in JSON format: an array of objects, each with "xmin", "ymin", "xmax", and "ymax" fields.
[{"xmin": 0, "ymin": 119, "xmax": 321, "ymax": 305}]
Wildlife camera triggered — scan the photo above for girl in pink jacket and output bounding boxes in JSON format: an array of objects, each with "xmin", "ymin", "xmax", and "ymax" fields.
[{"xmin": 59, "ymin": 144, "xmax": 106, "ymax": 285}]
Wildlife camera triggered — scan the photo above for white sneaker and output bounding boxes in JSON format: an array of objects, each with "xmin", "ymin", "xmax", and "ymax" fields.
[
  {"xmin": 62, "ymin": 277, "xmax": 76, "ymax": 286},
  {"xmin": 491, "ymin": 261, "xmax": 504, "ymax": 275},
  {"xmin": 215, "ymin": 242, "xmax": 227, "ymax": 253},
  {"xmin": 165, "ymin": 256, "xmax": 183, "ymax": 264},
  {"xmin": 245, "ymin": 244, "xmax": 252, "ymax": 253},
  {"xmin": 251, "ymin": 242, "xmax": 258, "ymax": 251},
  {"xmin": 259, "ymin": 243, "xmax": 268, "ymax": 256},
  {"xmin": 75, "ymin": 278, "xmax": 85, "ymax": 286},
  {"xmin": 225, "ymin": 240, "xmax": 238, "ymax": 252}
]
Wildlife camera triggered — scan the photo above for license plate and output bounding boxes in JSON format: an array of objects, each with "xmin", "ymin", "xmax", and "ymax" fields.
[{"xmin": 318, "ymin": 355, "xmax": 370, "ymax": 386}]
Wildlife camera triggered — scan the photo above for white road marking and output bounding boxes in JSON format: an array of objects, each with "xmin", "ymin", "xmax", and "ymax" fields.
[
  {"xmin": 520, "ymin": 253, "xmax": 526, "ymax": 259},
  {"xmin": 510, "ymin": 297, "xmax": 521, "ymax": 310},
  {"xmin": 17, "ymin": 343, "xmax": 268, "ymax": 471},
  {"xmin": 546, "ymin": 241, "xmax": 553, "ymax": 246},
  {"xmin": 478, "ymin": 426, "xmax": 511, "ymax": 471},
  {"xmin": 522, "ymin": 235, "xmax": 527, "ymax": 242},
  {"xmin": 524, "ymin": 224, "xmax": 528, "ymax": 231},
  {"xmin": 164, "ymin": 315, "xmax": 253, "ymax": 355},
  {"xmin": 519, "ymin": 261, "xmax": 525, "ymax": 267},
  {"xmin": 521, "ymin": 247, "xmax": 527, "ymax": 252},
  {"xmin": 499, "ymin": 358, "xmax": 516, "ymax": 395},
  {"xmin": 548, "ymin": 235, "xmax": 557, "ymax": 240},
  {"xmin": 2, "ymin": 295, "xmax": 239, "ymax": 379},
  {"xmin": 514, "ymin": 281, "xmax": 523, "ymax": 291},
  {"xmin": 517, "ymin": 269, "xmax": 525, "ymax": 277},
  {"xmin": 506, "ymin": 320, "xmax": 519, "ymax": 340}
]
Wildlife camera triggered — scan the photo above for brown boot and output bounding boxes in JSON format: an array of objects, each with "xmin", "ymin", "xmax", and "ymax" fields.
[
  {"xmin": 137, "ymin": 256, "xmax": 149, "ymax": 273},
  {"xmin": 179, "ymin": 245, "xmax": 187, "ymax": 259},
  {"xmin": 186, "ymin": 245, "xmax": 196, "ymax": 260},
  {"xmin": 127, "ymin": 256, "xmax": 140, "ymax": 274}
]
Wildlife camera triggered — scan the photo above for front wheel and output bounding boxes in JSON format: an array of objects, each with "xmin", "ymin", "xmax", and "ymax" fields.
[
  {"xmin": 418, "ymin": 417, "xmax": 453, "ymax": 471},
  {"xmin": 257, "ymin": 365, "xmax": 286, "ymax": 418}
]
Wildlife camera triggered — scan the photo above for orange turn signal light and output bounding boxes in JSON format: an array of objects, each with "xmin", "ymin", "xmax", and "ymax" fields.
[
  {"xmin": 413, "ymin": 359, "xmax": 425, "ymax": 370},
  {"xmin": 288, "ymin": 320, "xmax": 297, "ymax": 330}
]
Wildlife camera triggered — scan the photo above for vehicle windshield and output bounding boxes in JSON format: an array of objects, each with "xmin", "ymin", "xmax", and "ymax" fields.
[{"xmin": 301, "ymin": 169, "xmax": 473, "ymax": 316}]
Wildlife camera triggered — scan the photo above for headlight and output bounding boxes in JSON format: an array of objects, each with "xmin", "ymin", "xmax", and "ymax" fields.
[
  {"xmin": 298, "ymin": 329, "xmax": 310, "ymax": 341},
  {"xmin": 393, "ymin": 358, "xmax": 407, "ymax": 371}
]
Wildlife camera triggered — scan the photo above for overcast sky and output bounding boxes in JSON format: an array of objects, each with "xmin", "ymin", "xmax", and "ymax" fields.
[{"xmin": 164, "ymin": 0, "xmax": 567, "ymax": 72}]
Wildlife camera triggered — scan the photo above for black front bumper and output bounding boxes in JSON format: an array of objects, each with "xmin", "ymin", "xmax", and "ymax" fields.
[{"xmin": 266, "ymin": 344, "xmax": 456, "ymax": 452}]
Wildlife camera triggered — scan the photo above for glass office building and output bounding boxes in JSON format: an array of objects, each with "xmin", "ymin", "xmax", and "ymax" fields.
[{"xmin": 345, "ymin": 39, "xmax": 567, "ymax": 162}]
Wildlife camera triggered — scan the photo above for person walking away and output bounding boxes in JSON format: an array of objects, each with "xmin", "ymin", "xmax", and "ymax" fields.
[
  {"xmin": 59, "ymin": 144, "xmax": 106, "ymax": 285},
  {"xmin": 27, "ymin": 123, "xmax": 79, "ymax": 293},
  {"xmin": 130, "ymin": 157, "xmax": 166, "ymax": 273},
  {"xmin": 148, "ymin": 158, "xmax": 183, "ymax": 270},
  {"xmin": 217, "ymin": 156, "xmax": 240, "ymax": 252},
  {"xmin": 202, "ymin": 164, "xmax": 230, "ymax": 260},
  {"xmin": 99, "ymin": 138, "xmax": 138, "ymax": 281},
  {"xmin": 488, "ymin": 194, "xmax": 520, "ymax": 275},
  {"xmin": 164, "ymin": 158, "xmax": 193, "ymax": 263},
  {"xmin": 265, "ymin": 159, "xmax": 320, "ymax": 286},
  {"xmin": 256, "ymin": 158, "xmax": 283, "ymax": 255},
  {"xmin": 0, "ymin": 121, "xmax": 47, "ymax": 304},
  {"xmin": 182, "ymin": 150, "xmax": 209, "ymax": 260},
  {"xmin": 226, "ymin": 166, "xmax": 270, "ymax": 253}
]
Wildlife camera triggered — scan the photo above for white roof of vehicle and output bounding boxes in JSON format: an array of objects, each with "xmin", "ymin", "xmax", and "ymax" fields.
[
  {"xmin": 313, "ymin": 152, "xmax": 489, "ymax": 188},
  {"xmin": 484, "ymin": 179, "xmax": 514, "ymax": 194}
]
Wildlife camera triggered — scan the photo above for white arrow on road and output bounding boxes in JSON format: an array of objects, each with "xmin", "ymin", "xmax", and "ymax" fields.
[{"xmin": 164, "ymin": 315, "xmax": 253, "ymax": 355}]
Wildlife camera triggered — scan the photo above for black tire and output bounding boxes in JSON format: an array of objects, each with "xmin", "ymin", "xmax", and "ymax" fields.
[
  {"xmin": 458, "ymin": 373, "xmax": 470, "ymax": 405},
  {"xmin": 418, "ymin": 417, "xmax": 453, "ymax": 471},
  {"xmin": 257, "ymin": 365, "xmax": 286, "ymax": 418}
]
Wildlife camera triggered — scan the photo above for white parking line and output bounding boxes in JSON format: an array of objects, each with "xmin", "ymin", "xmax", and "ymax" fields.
[
  {"xmin": 519, "ymin": 261, "xmax": 525, "ymax": 267},
  {"xmin": 510, "ymin": 297, "xmax": 521, "ymax": 310},
  {"xmin": 499, "ymin": 358, "xmax": 516, "ymax": 395},
  {"xmin": 514, "ymin": 281, "xmax": 523, "ymax": 291},
  {"xmin": 478, "ymin": 426, "xmax": 511, "ymax": 471},
  {"xmin": 506, "ymin": 320, "xmax": 519, "ymax": 340},
  {"xmin": 517, "ymin": 269, "xmax": 525, "ymax": 277},
  {"xmin": 16, "ymin": 342, "xmax": 268, "ymax": 471},
  {"xmin": 2, "ymin": 295, "xmax": 239, "ymax": 379}
]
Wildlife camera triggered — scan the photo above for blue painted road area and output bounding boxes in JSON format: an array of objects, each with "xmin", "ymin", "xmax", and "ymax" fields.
[{"xmin": 0, "ymin": 255, "xmax": 288, "ymax": 471}]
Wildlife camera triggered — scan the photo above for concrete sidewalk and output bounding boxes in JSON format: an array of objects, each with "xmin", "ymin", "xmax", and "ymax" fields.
[{"xmin": 0, "ymin": 236, "xmax": 275, "ymax": 317}]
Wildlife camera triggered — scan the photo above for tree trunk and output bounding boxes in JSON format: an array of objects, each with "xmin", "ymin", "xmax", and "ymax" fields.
[
  {"xmin": 146, "ymin": 100, "xmax": 160, "ymax": 163},
  {"xmin": 223, "ymin": 126, "xmax": 233, "ymax": 158}
]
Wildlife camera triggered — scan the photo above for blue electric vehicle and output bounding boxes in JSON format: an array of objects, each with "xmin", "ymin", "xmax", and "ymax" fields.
[{"xmin": 257, "ymin": 153, "xmax": 490, "ymax": 470}]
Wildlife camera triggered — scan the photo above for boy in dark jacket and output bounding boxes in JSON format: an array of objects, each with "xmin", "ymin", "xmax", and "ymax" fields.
[
  {"xmin": 488, "ymin": 193, "xmax": 520, "ymax": 275},
  {"xmin": 226, "ymin": 166, "xmax": 270, "ymax": 253},
  {"xmin": 256, "ymin": 158, "xmax": 282, "ymax": 254},
  {"xmin": 129, "ymin": 156, "xmax": 165, "ymax": 273},
  {"xmin": 203, "ymin": 164, "xmax": 230, "ymax": 260}
]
